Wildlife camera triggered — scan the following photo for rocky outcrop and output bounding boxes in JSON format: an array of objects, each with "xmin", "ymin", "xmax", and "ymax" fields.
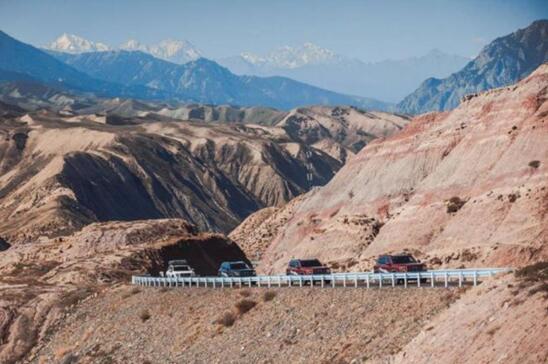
[
  {"xmin": 242, "ymin": 64, "xmax": 548, "ymax": 273},
  {"xmin": 398, "ymin": 20, "xmax": 548, "ymax": 114}
]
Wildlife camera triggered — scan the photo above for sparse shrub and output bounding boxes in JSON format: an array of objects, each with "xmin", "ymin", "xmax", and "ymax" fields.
[
  {"xmin": 446, "ymin": 196, "xmax": 466, "ymax": 213},
  {"xmin": 515, "ymin": 261, "xmax": 548, "ymax": 281},
  {"xmin": 139, "ymin": 309, "xmax": 151, "ymax": 322},
  {"xmin": 348, "ymin": 191, "xmax": 355, "ymax": 199},
  {"xmin": 217, "ymin": 311, "xmax": 236, "ymax": 327},
  {"xmin": 239, "ymin": 289, "xmax": 252, "ymax": 297},
  {"xmin": 515, "ymin": 261, "xmax": 548, "ymax": 298},
  {"xmin": 263, "ymin": 290, "xmax": 277, "ymax": 302},
  {"xmin": 528, "ymin": 160, "xmax": 540, "ymax": 169},
  {"xmin": 235, "ymin": 299, "xmax": 257, "ymax": 314},
  {"xmin": 508, "ymin": 193, "xmax": 519, "ymax": 203}
]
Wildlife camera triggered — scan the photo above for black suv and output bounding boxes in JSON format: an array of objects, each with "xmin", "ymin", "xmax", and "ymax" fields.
[{"xmin": 218, "ymin": 261, "xmax": 256, "ymax": 277}]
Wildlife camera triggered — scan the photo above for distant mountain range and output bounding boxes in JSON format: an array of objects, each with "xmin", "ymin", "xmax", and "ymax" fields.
[
  {"xmin": 48, "ymin": 33, "xmax": 202, "ymax": 64},
  {"xmin": 0, "ymin": 30, "xmax": 390, "ymax": 110},
  {"xmin": 219, "ymin": 45, "xmax": 470, "ymax": 102},
  {"xmin": 398, "ymin": 19, "xmax": 548, "ymax": 114},
  {"xmin": 45, "ymin": 35, "xmax": 470, "ymax": 102}
]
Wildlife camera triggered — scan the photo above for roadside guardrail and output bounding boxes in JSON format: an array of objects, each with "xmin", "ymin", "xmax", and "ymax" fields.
[{"xmin": 131, "ymin": 268, "xmax": 511, "ymax": 289}]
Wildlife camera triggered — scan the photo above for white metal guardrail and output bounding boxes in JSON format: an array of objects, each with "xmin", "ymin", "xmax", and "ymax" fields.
[{"xmin": 131, "ymin": 268, "xmax": 512, "ymax": 289}]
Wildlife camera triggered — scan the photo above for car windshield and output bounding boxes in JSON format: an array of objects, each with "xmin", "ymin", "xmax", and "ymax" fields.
[
  {"xmin": 392, "ymin": 256, "xmax": 416, "ymax": 264},
  {"xmin": 300, "ymin": 259, "xmax": 322, "ymax": 267},
  {"xmin": 172, "ymin": 265, "xmax": 191, "ymax": 271},
  {"xmin": 230, "ymin": 263, "xmax": 249, "ymax": 270}
]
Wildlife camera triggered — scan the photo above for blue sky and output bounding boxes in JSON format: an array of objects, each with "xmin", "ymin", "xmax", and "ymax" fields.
[{"xmin": 0, "ymin": 0, "xmax": 546, "ymax": 62}]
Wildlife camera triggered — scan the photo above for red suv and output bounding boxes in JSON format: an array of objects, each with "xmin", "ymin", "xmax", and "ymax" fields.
[
  {"xmin": 373, "ymin": 254, "xmax": 426, "ymax": 273},
  {"xmin": 287, "ymin": 259, "xmax": 331, "ymax": 276}
]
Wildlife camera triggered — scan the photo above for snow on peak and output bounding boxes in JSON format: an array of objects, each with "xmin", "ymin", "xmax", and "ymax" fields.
[
  {"xmin": 119, "ymin": 38, "xmax": 202, "ymax": 64},
  {"xmin": 47, "ymin": 34, "xmax": 202, "ymax": 64},
  {"xmin": 47, "ymin": 33, "xmax": 110, "ymax": 53},
  {"xmin": 241, "ymin": 43, "xmax": 343, "ymax": 69}
]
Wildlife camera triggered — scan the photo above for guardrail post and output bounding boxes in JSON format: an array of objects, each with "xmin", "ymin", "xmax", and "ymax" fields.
[
  {"xmin": 430, "ymin": 272, "xmax": 434, "ymax": 288},
  {"xmin": 473, "ymin": 271, "xmax": 478, "ymax": 286},
  {"xmin": 310, "ymin": 276, "xmax": 313, "ymax": 287},
  {"xmin": 404, "ymin": 273, "xmax": 407, "ymax": 288},
  {"xmin": 321, "ymin": 277, "xmax": 325, "ymax": 288},
  {"xmin": 278, "ymin": 276, "xmax": 282, "ymax": 287},
  {"xmin": 299, "ymin": 276, "xmax": 303, "ymax": 287},
  {"xmin": 343, "ymin": 274, "xmax": 347, "ymax": 288},
  {"xmin": 458, "ymin": 272, "xmax": 463, "ymax": 287},
  {"xmin": 355, "ymin": 276, "xmax": 358, "ymax": 288},
  {"xmin": 444, "ymin": 272, "xmax": 448, "ymax": 288},
  {"xmin": 379, "ymin": 275, "xmax": 382, "ymax": 288},
  {"xmin": 416, "ymin": 274, "xmax": 420, "ymax": 288},
  {"xmin": 366, "ymin": 275, "xmax": 370, "ymax": 289},
  {"xmin": 391, "ymin": 274, "xmax": 395, "ymax": 288},
  {"xmin": 332, "ymin": 276, "xmax": 335, "ymax": 288},
  {"xmin": 267, "ymin": 276, "xmax": 271, "ymax": 288}
]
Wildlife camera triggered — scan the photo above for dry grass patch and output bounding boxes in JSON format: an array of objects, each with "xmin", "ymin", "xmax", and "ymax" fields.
[
  {"xmin": 235, "ymin": 299, "xmax": 257, "ymax": 315},
  {"xmin": 263, "ymin": 290, "xmax": 277, "ymax": 302},
  {"xmin": 238, "ymin": 289, "xmax": 252, "ymax": 297},
  {"xmin": 139, "ymin": 309, "xmax": 151, "ymax": 322},
  {"xmin": 216, "ymin": 311, "xmax": 236, "ymax": 327}
]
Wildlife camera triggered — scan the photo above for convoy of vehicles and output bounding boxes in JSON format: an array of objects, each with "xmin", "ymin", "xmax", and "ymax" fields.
[{"xmin": 162, "ymin": 254, "xmax": 426, "ymax": 281}]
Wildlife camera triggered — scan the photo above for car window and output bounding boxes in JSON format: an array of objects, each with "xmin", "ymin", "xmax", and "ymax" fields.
[
  {"xmin": 378, "ymin": 256, "xmax": 388, "ymax": 264},
  {"xmin": 300, "ymin": 259, "xmax": 322, "ymax": 267},
  {"xmin": 289, "ymin": 260, "xmax": 297, "ymax": 268},
  {"xmin": 230, "ymin": 263, "xmax": 249, "ymax": 270},
  {"xmin": 173, "ymin": 265, "xmax": 190, "ymax": 271},
  {"xmin": 391, "ymin": 256, "xmax": 416, "ymax": 264}
]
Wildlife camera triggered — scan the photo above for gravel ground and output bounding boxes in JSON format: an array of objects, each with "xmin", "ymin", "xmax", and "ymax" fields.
[{"xmin": 33, "ymin": 285, "xmax": 460, "ymax": 364}]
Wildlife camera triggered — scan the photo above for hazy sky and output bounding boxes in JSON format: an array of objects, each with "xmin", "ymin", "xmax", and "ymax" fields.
[{"xmin": 1, "ymin": 0, "xmax": 546, "ymax": 62}]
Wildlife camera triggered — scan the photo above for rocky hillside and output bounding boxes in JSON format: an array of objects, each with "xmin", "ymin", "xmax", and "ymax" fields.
[
  {"xmin": 0, "ymin": 102, "xmax": 408, "ymax": 244},
  {"xmin": 398, "ymin": 20, "xmax": 548, "ymax": 114},
  {"xmin": 0, "ymin": 218, "xmax": 247, "ymax": 364},
  {"xmin": 235, "ymin": 64, "xmax": 548, "ymax": 274}
]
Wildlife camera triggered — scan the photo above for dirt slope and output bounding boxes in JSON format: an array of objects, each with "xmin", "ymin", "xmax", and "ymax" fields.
[
  {"xmin": 31, "ymin": 286, "xmax": 458, "ymax": 364},
  {"xmin": 0, "ymin": 218, "xmax": 246, "ymax": 364},
  {"xmin": 248, "ymin": 64, "xmax": 548, "ymax": 274}
]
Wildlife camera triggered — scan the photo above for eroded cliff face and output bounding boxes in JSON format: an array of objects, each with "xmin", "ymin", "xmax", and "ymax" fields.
[
  {"xmin": 0, "ymin": 104, "xmax": 408, "ymax": 244},
  {"xmin": 243, "ymin": 64, "xmax": 548, "ymax": 273}
]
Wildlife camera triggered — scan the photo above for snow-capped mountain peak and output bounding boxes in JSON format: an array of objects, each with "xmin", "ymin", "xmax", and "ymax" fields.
[
  {"xmin": 240, "ymin": 43, "xmax": 343, "ymax": 69},
  {"xmin": 47, "ymin": 34, "xmax": 202, "ymax": 64},
  {"xmin": 47, "ymin": 33, "xmax": 110, "ymax": 53},
  {"xmin": 118, "ymin": 38, "xmax": 202, "ymax": 64}
]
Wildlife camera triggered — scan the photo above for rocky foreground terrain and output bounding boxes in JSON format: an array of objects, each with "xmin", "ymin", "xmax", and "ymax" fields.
[{"xmin": 0, "ymin": 219, "xmax": 248, "ymax": 363}]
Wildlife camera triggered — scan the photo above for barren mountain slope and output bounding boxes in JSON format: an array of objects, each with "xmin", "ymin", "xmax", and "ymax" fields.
[
  {"xmin": 0, "ymin": 113, "xmax": 341, "ymax": 244},
  {"xmin": 0, "ymin": 218, "xmax": 248, "ymax": 364},
  {"xmin": 243, "ymin": 64, "xmax": 548, "ymax": 273},
  {"xmin": 0, "ymin": 101, "xmax": 409, "ymax": 244}
]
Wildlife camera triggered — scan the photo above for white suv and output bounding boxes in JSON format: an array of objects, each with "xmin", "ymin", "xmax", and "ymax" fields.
[{"xmin": 165, "ymin": 260, "xmax": 196, "ymax": 278}]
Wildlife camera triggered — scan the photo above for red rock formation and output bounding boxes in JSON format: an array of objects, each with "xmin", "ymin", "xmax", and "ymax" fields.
[{"xmin": 255, "ymin": 64, "xmax": 548, "ymax": 273}]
